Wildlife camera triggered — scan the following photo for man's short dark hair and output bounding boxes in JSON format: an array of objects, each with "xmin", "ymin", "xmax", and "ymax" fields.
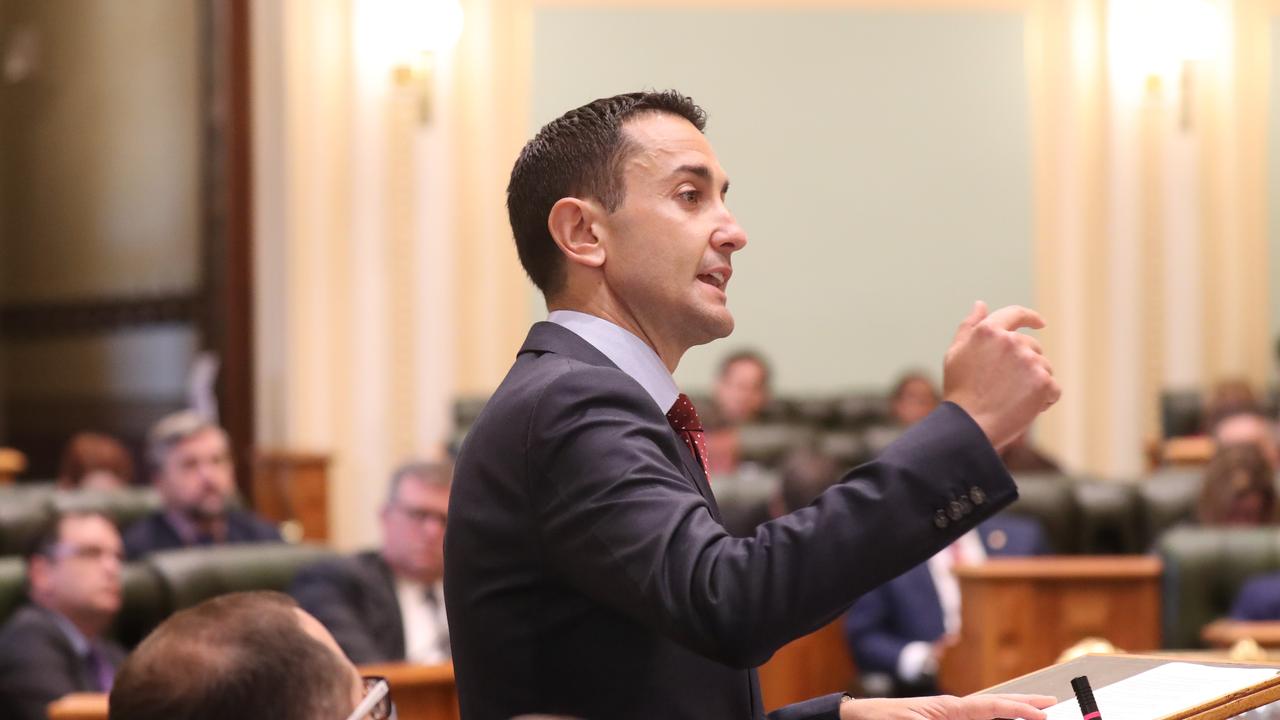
[
  {"xmin": 24, "ymin": 510, "xmax": 111, "ymax": 564},
  {"xmin": 718, "ymin": 349, "xmax": 771, "ymax": 386},
  {"xmin": 507, "ymin": 90, "xmax": 707, "ymax": 297},
  {"xmin": 108, "ymin": 591, "xmax": 354, "ymax": 720}
]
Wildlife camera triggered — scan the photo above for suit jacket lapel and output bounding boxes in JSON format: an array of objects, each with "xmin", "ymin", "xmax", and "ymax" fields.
[{"xmin": 519, "ymin": 322, "xmax": 720, "ymax": 510}]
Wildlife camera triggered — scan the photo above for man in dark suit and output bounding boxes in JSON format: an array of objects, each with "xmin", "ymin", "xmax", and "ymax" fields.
[
  {"xmin": 292, "ymin": 461, "xmax": 451, "ymax": 664},
  {"xmin": 1230, "ymin": 570, "xmax": 1280, "ymax": 620},
  {"xmin": 445, "ymin": 90, "xmax": 1061, "ymax": 720},
  {"xmin": 0, "ymin": 511, "xmax": 127, "ymax": 719},
  {"xmin": 123, "ymin": 410, "xmax": 281, "ymax": 559},
  {"xmin": 845, "ymin": 514, "xmax": 1049, "ymax": 696}
]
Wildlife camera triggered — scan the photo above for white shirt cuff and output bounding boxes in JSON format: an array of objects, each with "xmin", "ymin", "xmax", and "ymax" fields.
[{"xmin": 897, "ymin": 640, "xmax": 938, "ymax": 683}]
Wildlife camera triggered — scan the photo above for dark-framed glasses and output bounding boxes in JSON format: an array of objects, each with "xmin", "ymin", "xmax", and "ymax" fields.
[
  {"xmin": 344, "ymin": 676, "xmax": 393, "ymax": 720},
  {"xmin": 48, "ymin": 544, "xmax": 125, "ymax": 564}
]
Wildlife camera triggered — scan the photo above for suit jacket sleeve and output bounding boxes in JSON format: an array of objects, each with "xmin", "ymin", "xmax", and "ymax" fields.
[
  {"xmin": 768, "ymin": 692, "xmax": 844, "ymax": 720},
  {"xmin": 291, "ymin": 560, "xmax": 388, "ymax": 664},
  {"xmin": 528, "ymin": 365, "xmax": 1016, "ymax": 669}
]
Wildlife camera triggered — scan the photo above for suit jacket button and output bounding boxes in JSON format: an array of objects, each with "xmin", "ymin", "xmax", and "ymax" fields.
[
  {"xmin": 934, "ymin": 510, "xmax": 949, "ymax": 529},
  {"xmin": 970, "ymin": 486, "xmax": 987, "ymax": 505},
  {"xmin": 947, "ymin": 501, "xmax": 964, "ymax": 521},
  {"xmin": 959, "ymin": 497, "xmax": 974, "ymax": 514}
]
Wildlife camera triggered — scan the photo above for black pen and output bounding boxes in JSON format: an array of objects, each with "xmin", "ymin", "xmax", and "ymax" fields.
[{"xmin": 1071, "ymin": 675, "xmax": 1102, "ymax": 720}]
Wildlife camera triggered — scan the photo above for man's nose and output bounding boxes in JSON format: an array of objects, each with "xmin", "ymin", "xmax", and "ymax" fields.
[{"xmin": 712, "ymin": 214, "xmax": 747, "ymax": 252}]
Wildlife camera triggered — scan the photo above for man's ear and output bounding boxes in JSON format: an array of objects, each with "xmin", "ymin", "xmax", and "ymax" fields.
[
  {"xmin": 27, "ymin": 555, "xmax": 51, "ymax": 596},
  {"xmin": 548, "ymin": 197, "xmax": 607, "ymax": 270}
]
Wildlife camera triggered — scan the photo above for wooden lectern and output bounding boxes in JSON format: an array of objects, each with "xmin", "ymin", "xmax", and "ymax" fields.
[{"xmin": 939, "ymin": 556, "xmax": 1162, "ymax": 695}]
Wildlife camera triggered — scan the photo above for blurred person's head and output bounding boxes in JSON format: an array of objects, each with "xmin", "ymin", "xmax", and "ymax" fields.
[
  {"xmin": 1205, "ymin": 378, "xmax": 1261, "ymax": 430},
  {"xmin": 147, "ymin": 411, "xmax": 235, "ymax": 523},
  {"xmin": 1197, "ymin": 444, "xmax": 1278, "ymax": 527},
  {"xmin": 1212, "ymin": 412, "xmax": 1280, "ymax": 471},
  {"xmin": 109, "ymin": 591, "xmax": 373, "ymax": 720},
  {"xmin": 381, "ymin": 461, "xmax": 451, "ymax": 584},
  {"xmin": 714, "ymin": 351, "xmax": 771, "ymax": 425},
  {"xmin": 58, "ymin": 432, "xmax": 134, "ymax": 491},
  {"xmin": 889, "ymin": 371, "xmax": 940, "ymax": 428},
  {"xmin": 26, "ymin": 512, "xmax": 123, "ymax": 636},
  {"xmin": 771, "ymin": 449, "xmax": 840, "ymax": 518}
]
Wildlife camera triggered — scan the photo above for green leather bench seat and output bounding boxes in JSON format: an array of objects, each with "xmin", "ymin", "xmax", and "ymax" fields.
[
  {"xmin": 0, "ymin": 490, "xmax": 55, "ymax": 556},
  {"xmin": 0, "ymin": 485, "xmax": 163, "ymax": 556},
  {"xmin": 0, "ymin": 557, "xmax": 26, "ymax": 622},
  {"xmin": 147, "ymin": 542, "xmax": 338, "ymax": 612},
  {"xmin": 1157, "ymin": 526, "xmax": 1280, "ymax": 648},
  {"xmin": 52, "ymin": 488, "xmax": 163, "ymax": 531}
]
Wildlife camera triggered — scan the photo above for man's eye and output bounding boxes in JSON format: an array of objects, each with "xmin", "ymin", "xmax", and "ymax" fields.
[{"xmin": 678, "ymin": 190, "xmax": 700, "ymax": 204}]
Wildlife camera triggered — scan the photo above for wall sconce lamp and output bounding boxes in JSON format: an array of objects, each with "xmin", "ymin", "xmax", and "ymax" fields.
[
  {"xmin": 389, "ymin": 0, "xmax": 464, "ymax": 125},
  {"xmin": 1109, "ymin": 0, "xmax": 1226, "ymax": 130}
]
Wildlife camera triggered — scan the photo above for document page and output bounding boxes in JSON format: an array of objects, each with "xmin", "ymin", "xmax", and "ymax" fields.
[{"xmin": 1043, "ymin": 662, "xmax": 1279, "ymax": 720}]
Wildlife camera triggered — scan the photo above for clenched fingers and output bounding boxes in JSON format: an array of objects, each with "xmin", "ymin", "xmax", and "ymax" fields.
[{"xmin": 984, "ymin": 305, "xmax": 1046, "ymax": 333}]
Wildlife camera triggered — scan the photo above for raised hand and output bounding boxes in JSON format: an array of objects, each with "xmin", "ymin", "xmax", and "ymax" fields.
[
  {"xmin": 839, "ymin": 692, "xmax": 1057, "ymax": 720},
  {"xmin": 942, "ymin": 301, "xmax": 1061, "ymax": 450}
]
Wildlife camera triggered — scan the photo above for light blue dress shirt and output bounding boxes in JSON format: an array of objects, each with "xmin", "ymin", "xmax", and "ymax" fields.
[{"xmin": 547, "ymin": 310, "xmax": 680, "ymax": 414}]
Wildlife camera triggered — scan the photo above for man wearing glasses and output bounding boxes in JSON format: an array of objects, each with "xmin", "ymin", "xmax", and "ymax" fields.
[
  {"xmin": 292, "ymin": 461, "xmax": 452, "ymax": 664},
  {"xmin": 109, "ymin": 590, "xmax": 395, "ymax": 720},
  {"xmin": 0, "ymin": 511, "xmax": 127, "ymax": 720}
]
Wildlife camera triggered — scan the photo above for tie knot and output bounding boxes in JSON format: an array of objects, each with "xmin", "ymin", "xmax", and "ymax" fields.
[{"xmin": 666, "ymin": 393, "xmax": 703, "ymax": 433}]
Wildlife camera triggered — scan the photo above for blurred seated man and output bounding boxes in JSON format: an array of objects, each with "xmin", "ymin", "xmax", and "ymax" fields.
[
  {"xmin": 998, "ymin": 429, "xmax": 1061, "ymax": 474},
  {"xmin": 1204, "ymin": 378, "xmax": 1262, "ymax": 431},
  {"xmin": 1196, "ymin": 444, "xmax": 1276, "ymax": 527},
  {"xmin": 1212, "ymin": 412, "xmax": 1280, "ymax": 471},
  {"xmin": 122, "ymin": 410, "xmax": 280, "ymax": 560},
  {"xmin": 292, "ymin": 461, "xmax": 451, "ymax": 664},
  {"xmin": 109, "ymin": 591, "xmax": 388, "ymax": 720},
  {"xmin": 844, "ymin": 511, "xmax": 1048, "ymax": 697},
  {"xmin": 57, "ymin": 432, "xmax": 135, "ymax": 491},
  {"xmin": 889, "ymin": 371, "xmax": 940, "ymax": 429},
  {"xmin": 705, "ymin": 350, "xmax": 772, "ymax": 475},
  {"xmin": 1230, "ymin": 570, "xmax": 1280, "ymax": 621},
  {"xmin": 721, "ymin": 449, "xmax": 839, "ymax": 537},
  {"xmin": 0, "ymin": 512, "xmax": 126, "ymax": 720}
]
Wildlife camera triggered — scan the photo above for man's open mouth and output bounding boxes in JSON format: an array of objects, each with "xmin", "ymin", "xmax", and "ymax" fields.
[{"xmin": 698, "ymin": 270, "xmax": 728, "ymax": 289}]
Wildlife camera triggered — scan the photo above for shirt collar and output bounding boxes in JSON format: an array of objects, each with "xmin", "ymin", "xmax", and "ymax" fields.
[
  {"xmin": 44, "ymin": 606, "xmax": 91, "ymax": 657},
  {"xmin": 547, "ymin": 310, "xmax": 680, "ymax": 413},
  {"xmin": 163, "ymin": 509, "xmax": 226, "ymax": 545}
]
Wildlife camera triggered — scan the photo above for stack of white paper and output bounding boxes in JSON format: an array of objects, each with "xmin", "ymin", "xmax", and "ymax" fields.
[{"xmin": 1044, "ymin": 662, "xmax": 1279, "ymax": 720}]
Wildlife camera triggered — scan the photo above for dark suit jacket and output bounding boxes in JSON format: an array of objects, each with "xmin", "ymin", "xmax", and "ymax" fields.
[
  {"xmin": 1231, "ymin": 571, "xmax": 1280, "ymax": 620},
  {"xmin": 122, "ymin": 508, "xmax": 282, "ymax": 560},
  {"xmin": 0, "ymin": 605, "xmax": 126, "ymax": 720},
  {"xmin": 444, "ymin": 322, "xmax": 1018, "ymax": 720},
  {"xmin": 843, "ymin": 514, "xmax": 1049, "ymax": 694},
  {"xmin": 290, "ymin": 551, "xmax": 406, "ymax": 663}
]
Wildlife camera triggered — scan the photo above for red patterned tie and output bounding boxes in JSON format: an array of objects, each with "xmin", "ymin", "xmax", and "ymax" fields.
[{"xmin": 666, "ymin": 393, "xmax": 710, "ymax": 482}]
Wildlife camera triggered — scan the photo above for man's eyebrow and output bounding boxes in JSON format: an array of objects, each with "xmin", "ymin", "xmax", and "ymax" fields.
[{"xmin": 672, "ymin": 164, "xmax": 730, "ymax": 194}]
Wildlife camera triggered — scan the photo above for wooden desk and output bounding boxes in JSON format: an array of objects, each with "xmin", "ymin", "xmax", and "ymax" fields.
[
  {"xmin": 758, "ymin": 618, "xmax": 857, "ymax": 711},
  {"xmin": 46, "ymin": 664, "xmax": 458, "ymax": 720},
  {"xmin": 252, "ymin": 449, "xmax": 331, "ymax": 542},
  {"xmin": 47, "ymin": 693, "xmax": 107, "ymax": 720},
  {"xmin": 1202, "ymin": 620, "xmax": 1280, "ymax": 649},
  {"xmin": 46, "ymin": 649, "xmax": 848, "ymax": 719},
  {"xmin": 360, "ymin": 662, "xmax": 458, "ymax": 720},
  {"xmin": 940, "ymin": 556, "xmax": 1162, "ymax": 695}
]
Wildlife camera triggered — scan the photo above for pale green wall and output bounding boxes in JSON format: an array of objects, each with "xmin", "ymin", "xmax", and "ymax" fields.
[{"xmin": 530, "ymin": 8, "xmax": 1033, "ymax": 395}]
